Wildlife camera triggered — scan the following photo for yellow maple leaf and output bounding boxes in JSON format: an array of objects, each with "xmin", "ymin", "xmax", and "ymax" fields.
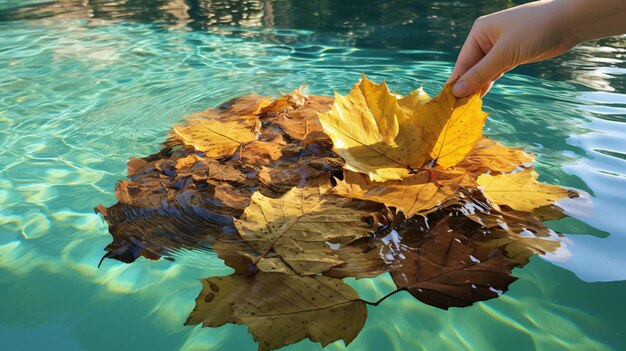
[
  {"xmin": 477, "ymin": 168, "xmax": 574, "ymax": 212},
  {"xmin": 318, "ymin": 76, "xmax": 487, "ymax": 181},
  {"xmin": 234, "ymin": 184, "xmax": 373, "ymax": 276},
  {"xmin": 318, "ymin": 77, "xmax": 423, "ymax": 181},
  {"xmin": 418, "ymin": 82, "xmax": 489, "ymax": 168},
  {"xmin": 334, "ymin": 169, "xmax": 471, "ymax": 217},
  {"xmin": 455, "ymin": 137, "xmax": 535, "ymax": 176},
  {"xmin": 171, "ymin": 116, "xmax": 259, "ymax": 158},
  {"xmin": 356, "ymin": 75, "xmax": 402, "ymax": 144},
  {"xmin": 397, "ymin": 86, "xmax": 430, "ymax": 116}
]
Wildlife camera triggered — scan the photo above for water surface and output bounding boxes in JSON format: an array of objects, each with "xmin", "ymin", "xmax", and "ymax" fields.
[{"xmin": 1, "ymin": 1, "xmax": 625, "ymax": 350}]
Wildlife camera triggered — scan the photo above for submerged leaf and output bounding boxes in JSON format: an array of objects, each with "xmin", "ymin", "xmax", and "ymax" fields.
[
  {"xmin": 234, "ymin": 183, "xmax": 374, "ymax": 276},
  {"xmin": 390, "ymin": 212, "xmax": 519, "ymax": 309},
  {"xmin": 459, "ymin": 190, "xmax": 566, "ymax": 264},
  {"xmin": 186, "ymin": 271, "xmax": 367, "ymax": 351},
  {"xmin": 477, "ymin": 168, "xmax": 575, "ymax": 212}
]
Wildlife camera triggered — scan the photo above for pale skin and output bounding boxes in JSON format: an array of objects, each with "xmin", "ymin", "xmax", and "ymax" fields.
[{"xmin": 449, "ymin": 0, "xmax": 626, "ymax": 97}]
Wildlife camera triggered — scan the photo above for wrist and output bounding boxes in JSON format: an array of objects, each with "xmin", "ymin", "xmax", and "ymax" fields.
[{"xmin": 554, "ymin": 0, "xmax": 626, "ymax": 45}]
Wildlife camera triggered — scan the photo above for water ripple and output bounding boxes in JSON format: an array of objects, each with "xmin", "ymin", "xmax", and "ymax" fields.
[{"xmin": 0, "ymin": 6, "xmax": 625, "ymax": 351}]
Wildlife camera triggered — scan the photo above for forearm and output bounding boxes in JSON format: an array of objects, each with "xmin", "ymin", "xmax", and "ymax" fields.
[{"xmin": 556, "ymin": 0, "xmax": 626, "ymax": 45}]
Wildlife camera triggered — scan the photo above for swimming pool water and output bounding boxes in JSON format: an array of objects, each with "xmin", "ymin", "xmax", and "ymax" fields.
[{"xmin": 1, "ymin": 1, "xmax": 625, "ymax": 350}]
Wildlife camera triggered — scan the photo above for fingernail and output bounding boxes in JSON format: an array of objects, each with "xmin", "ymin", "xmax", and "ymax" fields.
[{"xmin": 452, "ymin": 81, "xmax": 468, "ymax": 97}]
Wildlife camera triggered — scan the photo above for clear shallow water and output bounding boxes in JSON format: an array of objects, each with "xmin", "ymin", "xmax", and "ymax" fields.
[{"xmin": 1, "ymin": 1, "xmax": 625, "ymax": 350}]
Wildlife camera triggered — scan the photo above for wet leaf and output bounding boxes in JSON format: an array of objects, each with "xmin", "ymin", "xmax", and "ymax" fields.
[
  {"xmin": 186, "ymin": 271, "xmax": 367, "ymax": 351},
  {"xmin": 477, "ymin": 168, "xmax": 574, "ymax": 212},
  {"xmin": 458, "ymin": 190, "xmax": 566, "ymax": 264},
  {"xmin": 238, "ymin": 132, "xmax": 286, "ymax": 167},
  {"xmin": 234, "ymin": 183, "xmax": 374, "ymax": 276},
  {"xmin": 390, "ymin": 212, "xmax": 519, "ymax": 309},
  {"xmin": 455, "ymin": 137, "xmax": 535, "ymax": 175},
  {"xmin": 171, "ymin": 116, "xmax": 259, "ymax": 158},
  {"xmin": 271, "ymin": 95, "xmax": 334, "ymax": 140},
  {"xmin": 334, "ymin": 169, "xmax": 472, "ymax": 217},
  {"xmin": 258, "ymin": 161, "xmax": 330, "ymax": 196}
]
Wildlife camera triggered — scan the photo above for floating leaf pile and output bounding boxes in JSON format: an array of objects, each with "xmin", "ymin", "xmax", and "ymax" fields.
[{"xmin": 96, "ymin": 76, "xmax": 587, "ymax": 350}]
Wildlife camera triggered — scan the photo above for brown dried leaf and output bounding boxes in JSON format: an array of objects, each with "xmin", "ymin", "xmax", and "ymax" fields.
[
  {"xmin": 390, "ymin": 214, "xmax": 519, "ymax": 309},
  {"xmin": 275, "ymin": 109, "xmax": 324, "ymax": 140},
  {"xmin": 259, "ymin": 88, "xmax": 306, "ymax": 116},
  {"xmin": 238, "ymin": 132, "xmax": 287, "ymax": 167}
]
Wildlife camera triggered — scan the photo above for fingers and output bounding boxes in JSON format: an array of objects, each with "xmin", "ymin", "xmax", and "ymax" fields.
[
  {"xmin": 452, "ymin": 44, "xmax": 508, "ymax": 97},
  {"xmin": 480, "ymin": 81, "xmax": 494, "ymax": 98},
  {"xmin": 479, "ymin": 71, "xmax": 505, "ymax": 97},
  {"xmin": 448, "ymin": 34, "xmax": 487, "ymax": 84}
]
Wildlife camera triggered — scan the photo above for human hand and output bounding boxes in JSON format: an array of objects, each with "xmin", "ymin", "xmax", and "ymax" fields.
[{"xmin": 449, "ymin": 0, "xmax": 574, "ymax": 97}]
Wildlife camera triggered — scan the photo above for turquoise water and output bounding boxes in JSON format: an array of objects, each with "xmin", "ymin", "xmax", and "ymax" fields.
[{"xmin": 1, "ymin": 0, "xmax": 626, "ymax": 350}]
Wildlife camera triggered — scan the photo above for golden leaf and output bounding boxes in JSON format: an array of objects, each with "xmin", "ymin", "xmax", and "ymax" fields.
[
  {"xmin": 418, "ymin": 82, "xmax": 489, "ymax": 168},
  {"xmin": 357, "ymin": 75, "xmax": 402, "ymax": 144},
  {"xmin": 171, "ymin": 116, "xmax": 259, "ymax": 158},
  {"xmin": 318, "ymin": 77, "xmax": 422, "ymax": 181},
  {"xmin": 456, "ymin": 137, "xmax": 535, "ymax": 175},
  {"xmin": 334, "ymin": 169, "xmax": 472, "ymax": 217},
  {"xmin": 186, "ymin": 272, "xmax": 366, "ymax": 351},
  {"xmin": 397, "ymin": 86, "xmax": 430, "ymax": 116},
  {"xmin": 260, "ymin": 88, "xmax": 307, "ymax": 116},
  {"xmin": 318, "ymin": 76, "xmax": 487, "ymax": 181},
  {"xmin": 477, "ymin": 168, "xmax": 573, "ymax": 212},
  {"xmin": 234, "ymin": 184, "xmax": 373, "ymax": 276}
]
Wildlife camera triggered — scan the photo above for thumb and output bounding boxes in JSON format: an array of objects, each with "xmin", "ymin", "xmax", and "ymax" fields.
[{"xmin": 452, "ymin": 46, "xmax": 507, "ymax": 97}]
